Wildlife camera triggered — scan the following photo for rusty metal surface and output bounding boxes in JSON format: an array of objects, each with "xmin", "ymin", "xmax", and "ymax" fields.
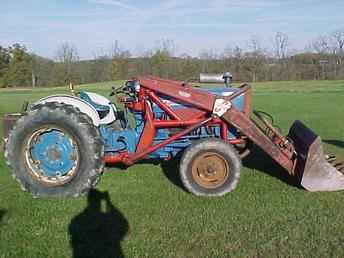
[
  {"xmin": 252, "ymin": 110, "xmax": 295, "ymax": 161},
  {"xmin": 222, "ymin": 107, "xmax": 295, "ymax": 173},
  {"xmin": 192, "ymin": 152, "xmax": 229, "ymax": 189},
  {"xmin": 243, "ymin": 87, "xmax": 251, "ymax": 115},
  {"xmin": 288, "ymin": 120, "xmax": 344, "ymax": 191}
]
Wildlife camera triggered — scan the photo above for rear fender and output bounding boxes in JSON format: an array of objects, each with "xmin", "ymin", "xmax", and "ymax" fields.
[{"xmin": 32, "ymin": 95, "xmax": 101, "ymax": 127}]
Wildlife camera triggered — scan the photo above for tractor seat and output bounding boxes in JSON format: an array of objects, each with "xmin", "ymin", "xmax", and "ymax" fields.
[{"xmin": 79, "ymin": 92, "xmax": 110, "ymax": 112}]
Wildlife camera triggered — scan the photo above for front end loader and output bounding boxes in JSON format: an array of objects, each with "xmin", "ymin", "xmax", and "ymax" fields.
[{"xmin": 2, "ymin": 74, "xmax": 344, "ymax": 197}]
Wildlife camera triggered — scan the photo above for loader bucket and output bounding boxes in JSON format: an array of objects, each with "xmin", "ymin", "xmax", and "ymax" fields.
[{"xmin": 288, "ymin": 120, "xmax": 344, "ymax": 192}]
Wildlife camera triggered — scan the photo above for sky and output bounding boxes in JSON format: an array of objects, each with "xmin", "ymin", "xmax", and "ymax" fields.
[{"xmin": 0, "ymin": 0, "xmax": 343, "ymax": 59}]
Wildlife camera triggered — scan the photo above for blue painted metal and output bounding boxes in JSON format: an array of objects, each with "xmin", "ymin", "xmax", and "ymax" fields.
[
  {"xmin": 205, "ymin": 87, "xmax": 244, "ymax": 112},
  {"xmin": 30, "ymin": 130, "xmax": 77, "ymax": 177},
  {"xmin": 99, "ymin": 125, "xmax": 138, "ymax": 154}
]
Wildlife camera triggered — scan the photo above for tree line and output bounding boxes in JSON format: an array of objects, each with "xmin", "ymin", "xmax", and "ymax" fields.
[{"xmin": 1, "ymin": 30, "xmax": 344, "ymax": 88}]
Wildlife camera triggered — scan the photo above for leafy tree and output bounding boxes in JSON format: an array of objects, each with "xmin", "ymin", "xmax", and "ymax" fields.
[
  {"xmin": 0, "ymin": 46, "xmax": 10, "ymax": 87},
  {"xmin": 90, "ymin": 56, "xmax": 112, "ymax": 82},
  {"xmin": 150, "ymin": 50, "xmax": 170, "ymax": 78},
  {"xmin": 4, "ymin": 44, "xmax": 33, "ymax": 87},
  {"xmin": 31, "ymin": 54, "xmax": 55, "ymax": 87},
  {"xmin": 179, "ymin": 55, "xmax": 199, "ymax": 80}
]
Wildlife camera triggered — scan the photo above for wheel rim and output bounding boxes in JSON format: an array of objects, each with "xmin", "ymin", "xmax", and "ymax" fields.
[
  {"xmin": 23, "ymin": 127, "xmax": 80, "ymax": 186},
  {"xmin": 192, "ymin": 152, "xmax": 230, "ymax": 189}
]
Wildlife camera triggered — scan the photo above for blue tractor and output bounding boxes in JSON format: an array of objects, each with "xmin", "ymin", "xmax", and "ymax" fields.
[
  {"xmin": 5, "ymin": 73, "xmax": 341, "ymax": 198},
  {"xmin": 3, "ymin": 73, "xmax": 251, "ymax": 197}
]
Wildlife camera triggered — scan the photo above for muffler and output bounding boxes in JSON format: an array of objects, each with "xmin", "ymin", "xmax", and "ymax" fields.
[{"xmin": 288, "ymin": 120, "xmax": 344, "ymax": 192}]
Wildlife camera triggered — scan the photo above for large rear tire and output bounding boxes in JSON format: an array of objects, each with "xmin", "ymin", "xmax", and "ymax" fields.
[
  {"xmin": 179, "ymin": 138, "xmax": 241, "ymax": 196},
  {"xmin": 4, "ymin": 102, "xmax": 104, "ymax": 198}
]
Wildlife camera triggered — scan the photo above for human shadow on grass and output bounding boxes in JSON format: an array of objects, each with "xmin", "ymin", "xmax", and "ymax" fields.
[
  {"xmin": 323, "ymin": 139, "xmax": 344, "ymax": 149},
  {"xmin": 0, "ymin": 209, "xmax": 6, "ymax": 225},
  {"xmin": 242, "ymin": 145, "xmax": 300, "ymax": 189},
  {"xmin": 69, "ymin": 189, "xmax": 129, "ymax": 258}
]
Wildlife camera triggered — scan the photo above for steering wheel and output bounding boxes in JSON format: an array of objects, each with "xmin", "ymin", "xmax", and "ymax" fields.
[{"xmin": 110, "ymin": 85, "xmax": 125, "ymax": 96}]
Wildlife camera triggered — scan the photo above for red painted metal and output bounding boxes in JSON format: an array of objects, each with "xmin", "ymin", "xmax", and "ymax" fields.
[
  {"xmin": 153, "ymin": 119, "xmax": 207, "ymax": 128},
  {"xmin": 243, "ymin": 87, "xmax": 251, "ymax": 115},
  {"xmin": 130, "ymin": 117, "xmax": 213, "ymax": 162},
  {"xmin": 220, "ymin": 122, "xmax": 228, "ymax": 140},
  {"xmin": 174, "ymin": 108, "xmax": 207, "ymax": 120},
  {"xmin": 147, "ymin": 91, "xmax": 181, "ymax": 120},
  {"xmin": 104, "ymin": 152, "xmax": 129, "ymax": 164},
  {"xmin": 228, "ymin": 139, "xmax": 246, "ymax": 145},
  {"xmin": 138, "ymin": 77, "xmax": 216, "ymax": 111},
  {"xmin": 104, "ymin": 117, "xmax": 213, "ymax": 165},
  {"xmin": 104, "ymin": 126, "xmax": 247, "ymax": 165},
  {"xmin": 106, "ymin": 76, "xmax": 315, "ymax": 181},
  {"xmin": 145, "ymin": 75, "xmax": 193, "ymax": 87},
  {"xmin": 121, "ymin": 80, "xmax": 223, "ymax": 160},
  {"xmin": 106, "ymin": 76, "xmax": 254, "ymax": 166},
  {"xmin": 126, "ymin": 101, "xmax": 144, "ymax": 111},
  {"xmin": 135, "ymin": 100, "xmax": 156, "ymax": 152},
  {"xmin": 108, "ymin": 76, "xmax": 293, "ymax": 174}
]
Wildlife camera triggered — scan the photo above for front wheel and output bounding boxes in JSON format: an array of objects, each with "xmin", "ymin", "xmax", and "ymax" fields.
[
  {"xmin": 179, "ymin": 139, "xmax": 241, "ymax": 196},
  {"xmin": 5, "ymin": 102, "xmax": 104, "ymax": 198}
]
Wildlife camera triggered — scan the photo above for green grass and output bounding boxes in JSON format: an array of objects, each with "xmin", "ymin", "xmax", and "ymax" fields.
[{"xmin": 1, "ymin": 80, "xmax": 344, "ymax": 258}]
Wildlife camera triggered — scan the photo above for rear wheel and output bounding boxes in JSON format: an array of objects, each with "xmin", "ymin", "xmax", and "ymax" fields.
[
  {"xmin": 4, "ymin": 102, "xmax": 104, "ymax": 198},
  {"xmin": 179, "ymin": 139, "xmax": 241, "ymax": 196}
]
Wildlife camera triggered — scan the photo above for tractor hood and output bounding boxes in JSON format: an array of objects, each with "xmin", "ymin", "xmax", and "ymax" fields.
[{"xmin": 201, "ymin": 87, "xmax": 246, "ymax": 112}]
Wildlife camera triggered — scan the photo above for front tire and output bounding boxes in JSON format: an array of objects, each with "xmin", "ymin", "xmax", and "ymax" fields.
[
  {"xmin": 179, "ymin": 139, "xmax": 241, "ymax": 196},
  {"xmin": 4, "ymin": 102, "xmax": 104, "ymax": 198}
]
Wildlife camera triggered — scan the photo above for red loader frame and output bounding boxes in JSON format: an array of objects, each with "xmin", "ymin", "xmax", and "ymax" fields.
[{"xmin": 104, "ymin": 76, "xmax": 252, "ymax": 166}]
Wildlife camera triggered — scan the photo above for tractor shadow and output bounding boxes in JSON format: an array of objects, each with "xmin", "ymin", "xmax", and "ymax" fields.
[
  {"xmin": 160, "ymin": 146, "xmax": 301, "ymax": 191},
  {"xmin": 242, "ymin": 145, "xmax": 300, "ymax": 189},
  {"xmin": 69, "ymin": 189, "xmax": 129, "ymax": 258},
  {"xmin": 160, "ymin": 156, "xmax": 186, "ymax": 191},
  {"xmin": 323, "ymin": 139, "xmax": 344, "ymax": 149},
  {"xmin": 107, "ymin": 158, "xmax": 187, "ymax": 192},
  {"xmin": 107, "ymin": 147, "xmax": 300, "ymax": 191}
]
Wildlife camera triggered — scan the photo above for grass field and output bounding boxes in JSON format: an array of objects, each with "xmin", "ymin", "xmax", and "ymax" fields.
[{"xmin": 1, "ymin": 80, "xmax": 344, "ymax": 258}]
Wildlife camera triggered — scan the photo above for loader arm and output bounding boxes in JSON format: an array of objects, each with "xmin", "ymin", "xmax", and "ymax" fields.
[
  {"xmin": 139, "ymin": 78, "xmax": 294, "ymax": 170},
  {"xmin": 221, "ymin": 108, "xmax": 295, "ymax": 173},
  {"xmin": 138, "ymin": 77, "xmax": 216, "ymax": 111},
  {"xmin": 138, "ymin": 77, "xmax": 344, "ymax": 192},
  {"xmin": 220, "ymin": 87, "xmax": 344, "ymax": 191}
]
